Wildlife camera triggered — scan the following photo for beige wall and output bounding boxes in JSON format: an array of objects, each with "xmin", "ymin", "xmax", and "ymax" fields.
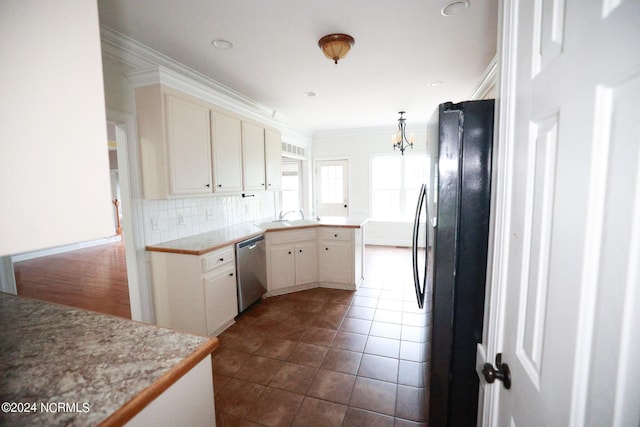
[{"xmin": 0, "ymin": 0, "xmax": 112, "ymax": 255}]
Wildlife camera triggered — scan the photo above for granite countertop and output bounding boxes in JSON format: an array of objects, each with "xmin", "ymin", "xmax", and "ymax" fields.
[
  {"xmin": 0, "ymin": 293, "xmax": 218, "ymax": 427},
  {"xmin": 146, "ymin": 216, "xmax": 368, "ymax": 256},
  {"xmin": 145, "ymin": 222, "xmax": 264, "ymax": 255}
]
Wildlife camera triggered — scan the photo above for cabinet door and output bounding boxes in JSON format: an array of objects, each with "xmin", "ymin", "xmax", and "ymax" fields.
[
  {"xmin": 295, "ymin": 241, "xmax": 317, "ymax": 285},
  {"xmin": 319, "ymin": 242, "xmax": 353, "ymax": 285},
  {"xmin": 269, "ymin": 245, "xmax": 295, "ymax": 290},
  {"xmin": 165, "ymin": 94, "xmax": 212, "ymax": 195},
  {"xmin": 212, "ymin": 111, "xmax": 243, "ymax": 192},
  {"xmin": 242, "ymin": 121, "xmax": 266, "ymax": 191},
  {"xmin": 264, "ymin": 129, "xmax": 282, "ymax": 190},
  {"xmin": 204, "ymin": 267, "xmax": 238, "ymax": 335}
]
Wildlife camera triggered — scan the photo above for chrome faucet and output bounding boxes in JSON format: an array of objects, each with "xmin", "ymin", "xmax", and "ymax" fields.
[
  {"xmin": 278, "ymin": 210, "xmax": 295, "ymax": 220},
  {"xmin": 278, "ymin": 210, "xmax": 305, "ymax": 220}
]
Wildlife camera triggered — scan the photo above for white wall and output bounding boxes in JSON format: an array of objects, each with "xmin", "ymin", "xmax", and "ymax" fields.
[
  {"xmin": 312, "ymin": 126, "xmax": 427, "ymax": 246},
  {"xmin": 0, "ymin": 0, "xmax": 113, "ymax": 256}
]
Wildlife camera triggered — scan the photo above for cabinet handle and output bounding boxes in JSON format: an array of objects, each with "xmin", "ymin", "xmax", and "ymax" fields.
[
  {"xmin": 299, "ymin": 249, "xmax": 302, "ymax": 253},
  {"xmin": 206, "ymin": 183, "xmax": 210, "ymax": 188},
  {"xmin": 325, "ymin": 247, "xmax": 329, "ymax": 251},
  {"xmin": 334, "ymin": 234, "xmax": 338, "ymax": 237},
  {"xmin": 288, "ymin": 251, "xmax": 292, "ymax": 255},
  {"xmin": 217, "ymin": 184, "xmax": 222, "ymax": 188},
  {"xmin": 219, "ymin": 258, "xmax": 224, "ymax": 262},
  {"xmin": 229, "ymin": 272, "xmax": 234, "ymax": 277},
  {"xmin": 268, "ymin": 183, "xmax": 272, "ymax": 186}
]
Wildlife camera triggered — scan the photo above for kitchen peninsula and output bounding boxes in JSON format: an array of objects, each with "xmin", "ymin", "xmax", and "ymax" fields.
[
  {"xmin": 145, "ymin": 217, "xmax": 367, "ymax": 337},
  {"xmin": 0, "ymin": 293, "xmax": 218, "ymax": 426}
]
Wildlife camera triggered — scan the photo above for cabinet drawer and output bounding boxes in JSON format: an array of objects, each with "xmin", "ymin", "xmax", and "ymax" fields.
[
  {"xmin": 266, "ymin": 228, "xmax": 317, "ymax": 245},
  {"xmin": 320, "ymin": 228, "xmax": 353, "ymax": 241},
  {"xmin": 201, "ymin": 246, "xmax": 235, "ymax": 272}
]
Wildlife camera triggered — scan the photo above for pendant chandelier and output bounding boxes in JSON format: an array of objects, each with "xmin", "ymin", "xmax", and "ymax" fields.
[{"xmin": 392, "ymin": 111, "xmax": 414, "ymax": 155}]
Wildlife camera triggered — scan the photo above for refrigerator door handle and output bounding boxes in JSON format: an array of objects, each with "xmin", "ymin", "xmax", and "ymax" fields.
[{"xmin": 412, "ymin": 184, "xmax": 429, "ymax": 308}]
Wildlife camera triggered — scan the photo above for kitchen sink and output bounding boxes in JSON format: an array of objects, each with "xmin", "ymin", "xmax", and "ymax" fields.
[{"xmin": 254, "ymin": 219, "xmax": 319, "ymax": 230}]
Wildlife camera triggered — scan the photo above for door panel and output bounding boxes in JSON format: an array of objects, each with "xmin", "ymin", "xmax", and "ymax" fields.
[
  {"xmin": 315, "ymin": 160, "xmax": 349, "ymax": 216},
  {"xmin": 490, "ymin": 1, "xmax": 640, "ymax": 426}
]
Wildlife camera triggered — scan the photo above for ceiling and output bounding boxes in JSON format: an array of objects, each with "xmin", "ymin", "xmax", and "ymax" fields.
[{"xmin": 98, "ymin": 0, "xmax": 498, "ymax": 135}]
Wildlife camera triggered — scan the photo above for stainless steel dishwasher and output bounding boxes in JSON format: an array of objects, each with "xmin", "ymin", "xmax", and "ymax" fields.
[{"xmin": 235, "ymin": 234, "xmax": 267, "ymax": 312}]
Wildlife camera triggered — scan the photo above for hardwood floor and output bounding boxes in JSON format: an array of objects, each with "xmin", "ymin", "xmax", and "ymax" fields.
[{"xmin": 14, "ymin": 240, "xmax": 131, "ymax": 319}]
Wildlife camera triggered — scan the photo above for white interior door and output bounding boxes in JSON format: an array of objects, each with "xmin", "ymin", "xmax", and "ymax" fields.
[
  {"xmin": 486, "ymin": 1, "xmax": 640, "ymax": 426},
  {"xmin": 315, "ymin": 160, "xmax": 349, "ymax": 217}
]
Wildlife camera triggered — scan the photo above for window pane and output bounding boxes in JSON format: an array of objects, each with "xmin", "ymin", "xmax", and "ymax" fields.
[
  {"xmin": 320, "ymin": 165, "xmax": 343, "ymax": 203},
  {"xmin": 281, "ymin": 158, "xmax": 301, "ymax": 211},
  {"xmin": 404, "ymin": 155, "xmax": 428, "ymax": 190},
  {"xmin": 371, "ymin": 153, "xmax": 429, "ymax": 221},
  {"xmin": 372, "ymin": 156, "xmax": 401, "ymax": 189}
]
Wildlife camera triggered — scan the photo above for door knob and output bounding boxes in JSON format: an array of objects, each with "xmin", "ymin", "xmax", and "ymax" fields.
[{"xmin": 482, "ymin": 353, "xmax": 511, "ymax": 389}]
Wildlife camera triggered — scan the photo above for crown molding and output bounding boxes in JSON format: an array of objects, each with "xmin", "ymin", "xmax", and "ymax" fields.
[
  {"xmin": 100, "ymin": 25, "xmax": 312, "ymax": 141},
  {"xmin": 470, "ymin": 55, "xmax": 497, "ymax": 100}
]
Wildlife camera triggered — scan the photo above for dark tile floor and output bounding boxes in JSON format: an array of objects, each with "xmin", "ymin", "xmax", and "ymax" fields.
[{"xmin": 212, "ymin": 245, "xmax": 430, "ymax": 426}]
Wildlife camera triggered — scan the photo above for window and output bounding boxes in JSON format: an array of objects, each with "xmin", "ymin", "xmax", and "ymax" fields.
[
  {"xmin": 371, "ymin": 153, "xmax": 429, "ymax": 221},
  {"xmin": 280, "ymin": 158, "xmax": 302, "ymax": 212}
]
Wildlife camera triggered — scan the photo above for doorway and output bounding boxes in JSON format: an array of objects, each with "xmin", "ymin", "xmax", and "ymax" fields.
[{"xmin": 315, "ymin": 159, "xmax": 349, "ymax": 217}]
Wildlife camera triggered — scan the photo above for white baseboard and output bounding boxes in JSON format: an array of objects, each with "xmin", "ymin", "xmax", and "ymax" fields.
[{"xmin": 11, "ymin": 235, "xmax": 122, "ymax": 263}]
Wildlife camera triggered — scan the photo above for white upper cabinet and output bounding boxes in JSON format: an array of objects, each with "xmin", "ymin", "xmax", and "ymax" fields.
[
  {"xmin": 165, "ymin": 94, "xmax": 212, "ymax": 195},
  {"xmin": 265, "ymin": 128, "xmax": 282, "ymax": 191},
  {"xmin": 135, "ymin": 83, "xmax": 283, "ymax": 199},
  {"xmin": 136, "ymin": 85, "xmax": 213, "ymax": 199},
  {"xmin": 211, "ymin": 111, "xmax": 243, "ymax": 193},
  {"xmin": 241, "ymin": 121, "xmax": 266, "ymax": 191}
]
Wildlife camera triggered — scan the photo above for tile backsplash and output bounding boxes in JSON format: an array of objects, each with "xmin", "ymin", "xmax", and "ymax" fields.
[{"xmin": 142, "ymin": 193, "xmax": 276, "ymax": 245}]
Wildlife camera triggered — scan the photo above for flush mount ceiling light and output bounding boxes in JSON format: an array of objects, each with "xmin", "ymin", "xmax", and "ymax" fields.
[
  {"xmin": 441, "ymin": 0, "xmax": 470, "ymax": 16},
  {"xmin": 392, "ymin": 111, "xmax": 414, "ymax": 155},
  {"xmin": 318, "ymin": 33, "xmax": 355, "ymax": 65}
]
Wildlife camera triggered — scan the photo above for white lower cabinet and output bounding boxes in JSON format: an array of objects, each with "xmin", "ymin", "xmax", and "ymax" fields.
[
  {"xmin": 265, "ymin": 226, "xmax": 364, "ymax": 294},
  {"xmin": 269, "ymin": 245, "xmax": 296, "ymax": 290},
  {"xmin": 295, "ymin": 241, "xmax": 317, "ymax": 285},
  {"xmin": 149, "ymin": 245, "xmax": 238, "ymax": 336},
  {"xmin": 319, "ymin": 241, "xmax": 353, "ymax": 285},
  {"xmin": 266, "ymin": 229, "xmax": 318, "ymax": 294},
  {"xmin": 204, "ymin": 265, "xmax": 238, "ymax": 335},
  {"xmin": 318, "ymin": 227, "xmax": 356, "ymax": 286}
]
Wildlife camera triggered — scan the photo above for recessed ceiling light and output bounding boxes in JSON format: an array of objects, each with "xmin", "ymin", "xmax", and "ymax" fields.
[
  {"xmin": 304, "ymin": 91, "xmax": 318, "ymax": 97},
  {"xmin": 211, "ymin": 39, "xmax": 233, "ymax": 49},
  {"xmin": 441, "ymin": 1, "xmax": 470, "ymax": 16},
  {"xmin": 427, "ymin": 81, "xmax": 444, "ymax": 87}
]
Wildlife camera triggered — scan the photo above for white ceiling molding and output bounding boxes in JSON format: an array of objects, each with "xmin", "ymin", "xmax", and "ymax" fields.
[
  {"xmin": 101, "ymin": 25, "xmax": 312, "ymax": 143},
  {"xmin": 470, "ymin": 55, "xmax": 498, "ymax": 100}
]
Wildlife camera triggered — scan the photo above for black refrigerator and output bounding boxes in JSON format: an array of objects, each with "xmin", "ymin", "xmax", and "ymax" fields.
[{"xmin": 412, "ymin": 99, "xmax": 494, "ymax": 426}]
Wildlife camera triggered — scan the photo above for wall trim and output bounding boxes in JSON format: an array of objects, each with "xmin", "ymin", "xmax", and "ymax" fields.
[
  {"xmin": 11, "ymin": 236, "xmax": 121, "ymax": 263},
  {"xmin": 480, "ymin": 2, "xmax": 517, "ymax": 426},
  {"xmin": 471, "ymin": 55, "xmax": 498, "ymax": 100}
]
